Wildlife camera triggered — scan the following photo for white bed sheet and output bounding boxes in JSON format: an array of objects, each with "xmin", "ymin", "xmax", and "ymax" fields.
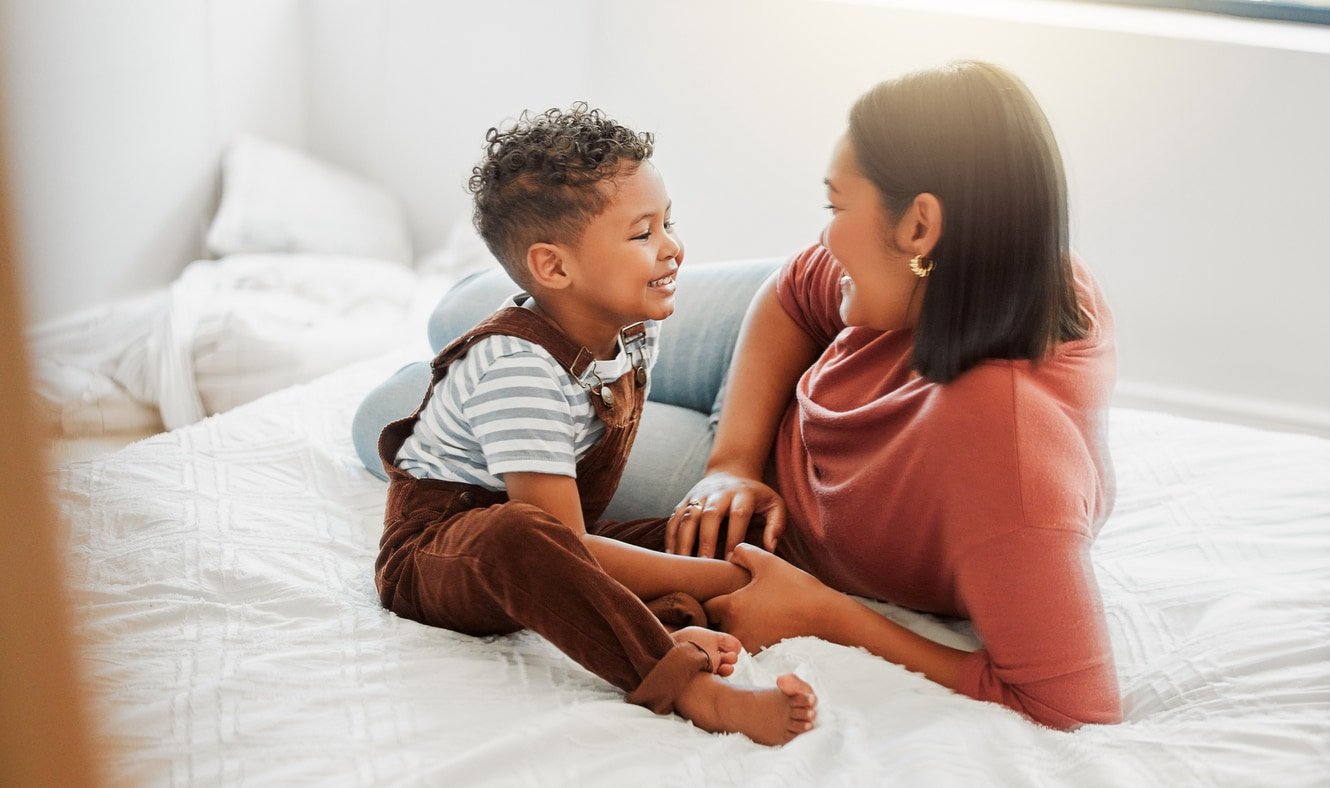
[{"xmin": 56, "ymin": 352, "xmax": 1330, "ymax": 787}]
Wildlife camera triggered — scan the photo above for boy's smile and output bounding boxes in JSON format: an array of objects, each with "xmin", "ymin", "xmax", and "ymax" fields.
[{"xmin": 647, "ymin": 271, "xmax": 677, "ymax": 290}]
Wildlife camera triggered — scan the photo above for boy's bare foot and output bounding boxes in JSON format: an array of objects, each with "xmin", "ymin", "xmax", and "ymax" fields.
[
  {"xmin": 671, "ymin": 626, "xmax": 740, "ymax": 677},
  {"xmin": 674, "ymin": 671, "xmax": 817, "ymax": 746}
]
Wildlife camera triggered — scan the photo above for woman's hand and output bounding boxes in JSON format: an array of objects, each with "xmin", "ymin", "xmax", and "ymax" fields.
[
  {"xmin": 703, "ymin": 544, "xmax": 839, "ymax": 653},
  {"xmin": 665, "ymin": 472, "xmax": 786, "ymax": 559}
]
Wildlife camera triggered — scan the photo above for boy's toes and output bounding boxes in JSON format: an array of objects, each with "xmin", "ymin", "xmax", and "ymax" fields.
[
  {"xmin": 776, "ymin": 673, "xmax": 814, "ymax": 700},
  {"xmin": 717, "ymin": 632, "xmax": 742, "ymax": 653}
]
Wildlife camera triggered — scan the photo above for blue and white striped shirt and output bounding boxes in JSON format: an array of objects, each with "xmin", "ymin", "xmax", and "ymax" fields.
[{"xmin": 395, "ymin": 298, "xmax": 659, "ymax": 490}]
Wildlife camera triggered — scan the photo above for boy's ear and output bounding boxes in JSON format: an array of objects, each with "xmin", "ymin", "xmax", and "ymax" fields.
[{"xmin": 525, "ymin": 243, "xmax": 572, "ymax": 290}]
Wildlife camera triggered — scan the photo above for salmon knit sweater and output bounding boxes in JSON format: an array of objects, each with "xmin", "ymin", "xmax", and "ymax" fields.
[{"xmin": 772, "ymin": 243, "xmax": 1121, "ymax": 729}]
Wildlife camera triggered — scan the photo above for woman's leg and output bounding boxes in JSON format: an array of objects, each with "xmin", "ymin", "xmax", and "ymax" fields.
[
  {"xmin": 351, "ymin": 362, "xmax": 432, "ymax": 481},
  {"xmin": 610, "ymin": 258, "xmax": 782, "ymax": 517},
  {"xmin": 353, "ymin": 271, "xmax": 519, "ymax": 480},
  {"xmin": 352, "ymin": 258, "xmax": 784, "ymax": 498},
  {"xmin": 650, "ymin": 258, "xmax": 783, "ymax": 418},
  {"xmin": 425, "ymin": 270, "xmax": 520, "ymax": 354}
]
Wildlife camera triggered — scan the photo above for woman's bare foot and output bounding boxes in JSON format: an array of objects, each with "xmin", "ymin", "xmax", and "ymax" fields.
[
  {"xmin": 672, "ymin": 626, "xmax": 740, "ymax": 677},
  {"xmin": 674, "ymin": 671, "xmax": 817, "ymax": 746}
]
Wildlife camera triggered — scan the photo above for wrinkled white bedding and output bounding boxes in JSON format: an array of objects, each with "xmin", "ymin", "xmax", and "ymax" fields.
[
  {"xmin": 30, "ymin": 290, "xmax": 169, "ymax": 436},
  {"xmin": 56, "ymin": 354, "xmax": 1330, "ymax": 787},
  {"xmin": 115, "ymin": 253, "xmax": 432, "ymax": 429},
  {"xmin": 31, "ymin": 254, "xmax": 455, "ymax": 435}
]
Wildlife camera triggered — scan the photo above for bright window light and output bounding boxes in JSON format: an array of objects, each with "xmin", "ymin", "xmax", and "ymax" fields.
[{"xmin": 1070, "ymin": 0, "xmax": 1330, "ymax": 25}]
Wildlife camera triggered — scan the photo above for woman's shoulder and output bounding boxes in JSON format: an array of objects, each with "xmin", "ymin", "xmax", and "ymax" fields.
[
  {"xmin": 1065, "ymin": 253, "xmax": 1116, "ymax": 355},
  {"xmin": 775, "ymin": 243, "xmax": 847, "ymax": 348},
  {"xmin": 778, "ymin": 242, "xmax": 843, "ymax": 295},
  {"xmin": 956, "ymin": 255, "xmax": 1115, "ymax": 400}
]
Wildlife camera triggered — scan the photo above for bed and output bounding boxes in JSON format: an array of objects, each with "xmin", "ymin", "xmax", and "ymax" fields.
[
  {"xmin": 30, "ymin": 135, "xmax": 490, "ymax": 464},
  {"xmin": 54, "ymin": 338, "xmax": 1330, "ymax": 786}
]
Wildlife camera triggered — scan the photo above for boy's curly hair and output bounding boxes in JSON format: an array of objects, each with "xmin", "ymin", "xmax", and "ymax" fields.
[{"xmin": 467, "ymin": 103, "xmax": 654, "ymax": 287}]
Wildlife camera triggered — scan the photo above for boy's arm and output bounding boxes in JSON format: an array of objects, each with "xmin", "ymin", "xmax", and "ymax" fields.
[{"xmin": 504, "ymin": 472, "xmax": 749, "ymax": 602}]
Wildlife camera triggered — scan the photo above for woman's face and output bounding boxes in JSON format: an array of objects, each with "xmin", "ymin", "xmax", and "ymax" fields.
[{"xmin": 821, "ymin": 134, "xmax": 924, "ymax": 331}]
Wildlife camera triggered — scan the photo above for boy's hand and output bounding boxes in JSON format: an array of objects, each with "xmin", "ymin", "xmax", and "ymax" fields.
[{"xmin": 666, "ymin": 472, "xmax": 786, "ymax": 559}]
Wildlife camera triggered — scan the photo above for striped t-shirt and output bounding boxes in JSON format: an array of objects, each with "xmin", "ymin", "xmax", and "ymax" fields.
[{"xmin": 394, "ymin": 297, "xmax": 659, "ymax": 490}]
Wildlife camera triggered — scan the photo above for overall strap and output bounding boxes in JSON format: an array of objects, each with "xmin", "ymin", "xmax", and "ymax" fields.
[
  {"xmin": 428, "ymin": 306, "xmax": 596, "ymax": 394},
  {"xmin": 376, "ymin": 303, "xmax": 621, "ymax": 476}
]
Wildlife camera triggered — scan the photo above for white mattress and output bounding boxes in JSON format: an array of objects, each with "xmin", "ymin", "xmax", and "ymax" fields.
[{"xmin": 56, "ymin": 353, "xmax": 1330, "ymax": 787}]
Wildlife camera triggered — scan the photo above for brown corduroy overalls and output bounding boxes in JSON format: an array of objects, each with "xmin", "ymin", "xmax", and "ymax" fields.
[{"xmin": 375, "ymin": 306, "xmax": 708, "ymax": 714}]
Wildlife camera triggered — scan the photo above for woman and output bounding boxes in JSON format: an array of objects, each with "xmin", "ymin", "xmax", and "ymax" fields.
[
  {"xmin": 353, "ymin": 61, "xmax": 1120, "ymax": 730},
  {"xmin": 667, "ymin": 60, "xmax": 1121, "ymax": 730}
]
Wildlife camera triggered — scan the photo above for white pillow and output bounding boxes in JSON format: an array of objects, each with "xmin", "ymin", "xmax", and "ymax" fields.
[
  {"xmin": 188, "ymin": 254, "xmax": 423, "ymax": 416},
  {"xmin": 206, "ymin": 136, "xmax": 413, "ymax": 264}
]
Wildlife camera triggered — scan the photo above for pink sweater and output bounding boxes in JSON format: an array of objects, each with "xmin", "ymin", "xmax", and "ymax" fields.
[{"xmin": 772, "ymin": 244, "xmax": 1121, "ymax": 729}]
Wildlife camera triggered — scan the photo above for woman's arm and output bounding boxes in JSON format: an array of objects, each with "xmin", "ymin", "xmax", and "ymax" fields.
[
  {"xmin": 708, "ymin": 274, "xmax": 821, "ymax": 479},
  {"xmin": 813, "ymin": 592, "xmax": 969, "ymax": 689},
  {"xmin": 504, "ymin": 472, "xmax": 749, "ymax": 601},
  {"xmin": 710, "ymin": 541, "xmax": 1122, "ymax": 730},
  {"xmin": 951, "ymin": 530, "xmax": 1122, "ymax": 729},
  {"xmin": 705, "ymin": 545, "xmax": 969, "ymax": 689},
  {"xmin": 666, "ymin": 275, "xmax": 823, "ymax": 559}
]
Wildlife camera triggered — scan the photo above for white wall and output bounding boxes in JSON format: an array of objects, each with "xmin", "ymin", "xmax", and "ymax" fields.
[
  {"xmin": 296, "ymin": 0, "xmax": 1330, "ymax": 433},
  {"xmin": 585, "ymin": 0, "xmax": 1330, "ymax": 435},
  {"xmin": 5, "ymin": 0, "xmax": 1328, "ymax": 434},
  {"xmin": 302, "ymin": 0, "xmax": 595, "ymax": 257},
  {"xmin": 0, "ymin": 0, "xmax": 305, "ymax": 325}
]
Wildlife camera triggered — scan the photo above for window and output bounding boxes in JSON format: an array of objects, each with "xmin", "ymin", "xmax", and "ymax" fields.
[{"xmin": 1078, "ymin": 0, "xmax": 1330, "ymax": 25}]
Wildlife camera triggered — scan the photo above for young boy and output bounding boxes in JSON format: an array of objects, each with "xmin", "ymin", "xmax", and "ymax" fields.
[{"xmin": 374, "ymin": 105, "xmax": 816, "ymax": 745}]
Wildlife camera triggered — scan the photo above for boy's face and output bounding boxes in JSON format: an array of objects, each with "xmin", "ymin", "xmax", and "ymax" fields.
[{"xmin": 559, "ymin": 161, "xmax": 683, "ymax": 330}]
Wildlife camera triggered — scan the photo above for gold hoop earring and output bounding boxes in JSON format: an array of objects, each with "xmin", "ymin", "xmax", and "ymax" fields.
[{"xmin": 909, "ymin": 254, "xmax": 935, "ymax": 278}]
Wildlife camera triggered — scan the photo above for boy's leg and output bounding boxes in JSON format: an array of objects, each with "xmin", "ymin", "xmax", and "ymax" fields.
[{"xmin": 405, "ymin": 501, "xmax": 708, "ymax": 713}]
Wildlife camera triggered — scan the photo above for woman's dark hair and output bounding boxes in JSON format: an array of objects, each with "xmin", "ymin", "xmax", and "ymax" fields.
[
  {"xmin": 848, "ymin": 60, "xmax": 1085, "ymax": 383},
  {"xmin": 467, "ymin": 103, "xmax": 654, "ymax": 288}
]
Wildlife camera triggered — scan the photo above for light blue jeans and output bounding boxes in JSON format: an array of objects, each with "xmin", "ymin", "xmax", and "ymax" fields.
[{"xmin": 351, "ymin": 257, "xmax": 783, "ymax": 520}]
